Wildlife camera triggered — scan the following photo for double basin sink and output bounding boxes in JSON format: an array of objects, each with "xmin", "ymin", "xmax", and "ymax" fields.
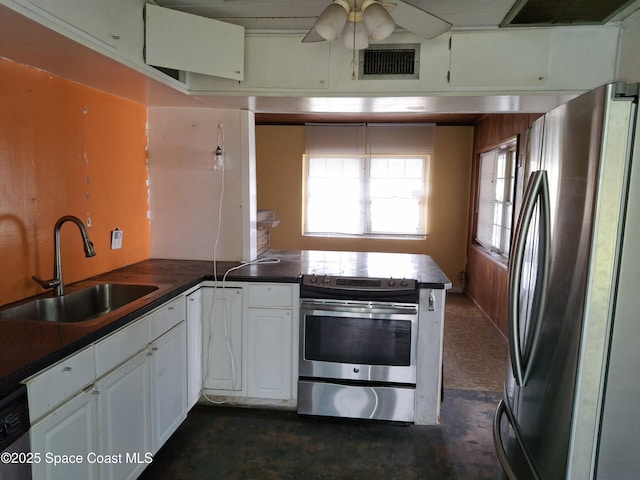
[{"xmin": 0, "ymin": 283, "xmax": 158, "ymax": 323}]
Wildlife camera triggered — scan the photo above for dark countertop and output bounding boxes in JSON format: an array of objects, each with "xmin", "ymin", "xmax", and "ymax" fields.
[
  {"xmin": 257, "ymin": 250, "xmax": 452, "ymax": 288},
  {"xmin": 0, "ymin": 250, "xmax": 450, "ymax": 397}
]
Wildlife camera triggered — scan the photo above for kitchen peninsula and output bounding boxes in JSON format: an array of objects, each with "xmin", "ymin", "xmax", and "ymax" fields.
[{"xmin": 0, "ymin": 250, "xmax": 450, "ymax": 426}]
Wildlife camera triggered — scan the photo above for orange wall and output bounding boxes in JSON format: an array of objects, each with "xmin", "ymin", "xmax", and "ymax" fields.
[
  {"xmin": 255, "ymin": 125, "xmax": 474, "ymax": 289},
  {"xmin": 0, "ymin": 57, "xmax": 150, "ymax": 306}
]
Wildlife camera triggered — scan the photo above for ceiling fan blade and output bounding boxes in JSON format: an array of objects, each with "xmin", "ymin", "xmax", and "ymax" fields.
[
  {"xmin": 387, "ymin": 0, "xmax": 452, "ymax": 40},
  {"xmin": 302, "ymin": 27, "xmax": 326, "ymax": 43}
]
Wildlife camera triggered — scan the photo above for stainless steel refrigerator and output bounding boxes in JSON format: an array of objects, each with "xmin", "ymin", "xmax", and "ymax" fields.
[{"xmin": 493, "ymin": 82, "xmax": 640, "ymax": 480}]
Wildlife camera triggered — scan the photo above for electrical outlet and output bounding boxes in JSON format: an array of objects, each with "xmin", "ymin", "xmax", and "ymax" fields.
[{"xmin": 111, "ymin": 228, "xmax": 123, "ymax": 250}]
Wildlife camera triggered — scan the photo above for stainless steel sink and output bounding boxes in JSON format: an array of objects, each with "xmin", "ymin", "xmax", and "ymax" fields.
[{"xmin": 0, "ymin": 283, "xmax": 159, "ymax": 323}]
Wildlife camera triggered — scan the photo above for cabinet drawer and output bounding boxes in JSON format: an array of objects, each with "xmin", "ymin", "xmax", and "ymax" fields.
[
  {"xmin": 95, "ymin": 315, "xmax": 150, "ymax": 378},
  {"xmin": 149, "ymin": 295, "xmax": 186, "ymax": 340},
  {"xmin": 26, "ymin": 346, "xmax": 96, "ymax": 423},
  {"xmin": 247, "ymin": 284, "xmax": 294, "ymax": 308}
]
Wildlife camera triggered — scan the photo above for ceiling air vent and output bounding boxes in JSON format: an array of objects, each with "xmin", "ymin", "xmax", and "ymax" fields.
[
  {"xmin": 358, "ymin": 44, "xmax": 420, "ymax": 80},
  {"xmin": 501, "ymin": 0, "xmax": 636, "ymax": 26}
]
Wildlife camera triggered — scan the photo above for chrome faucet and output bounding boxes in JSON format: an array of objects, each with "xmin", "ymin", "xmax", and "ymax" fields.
[{"xmin": 33, "ymin": 215, "xmax": 96, "ymax": 296}]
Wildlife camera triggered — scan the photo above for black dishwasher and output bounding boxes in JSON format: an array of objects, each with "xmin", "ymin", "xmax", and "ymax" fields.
[{"xmin": 0, "ymin": 385, "xmax": 31, "ymax": 480}]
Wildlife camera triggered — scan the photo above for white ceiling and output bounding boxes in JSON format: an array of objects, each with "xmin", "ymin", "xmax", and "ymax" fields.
[{"xmin": 151, "ymin": 0, "xmax": 638, "ymax": 32}]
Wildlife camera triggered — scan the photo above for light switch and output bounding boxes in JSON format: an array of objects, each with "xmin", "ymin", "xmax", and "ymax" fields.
[{"xmin": 111, "ymin": 228, "xmax": 123, "ymax": 250}]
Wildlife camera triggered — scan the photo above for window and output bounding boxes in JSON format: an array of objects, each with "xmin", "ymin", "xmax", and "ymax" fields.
[
  {"xmin": 476, "ymin": 140, "xmax": 517, "ymax": 257},
  {"xmin": 304, "ymin": 124, "xmax": 433, "ymax": 238}
]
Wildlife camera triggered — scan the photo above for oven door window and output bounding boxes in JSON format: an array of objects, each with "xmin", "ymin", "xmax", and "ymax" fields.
[{"xmin": 304, "ymin": 315, "xmax": 412, "ymax": 366}]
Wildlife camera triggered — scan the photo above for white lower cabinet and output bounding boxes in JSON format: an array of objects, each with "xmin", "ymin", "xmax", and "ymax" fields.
[
  {"xmin": 201, "ymin": 282, "xmax": 298, "ymax": 406},
  {"xmin": 149, "ymin": 321, "xmax": 187, "ymax": 453},
  {"xmin": 31, "ymin": 387, "xmax": 99, "ymax": 480},
  {"xmin": 26, "ymin": 294, "xmax": 188, "ymax": 479},
  {"xmin": 246, "ymin": 283, "xmax": 298, "ymax": 403},
  {"xmin": 201, "ymin": 287, "xmax": 243, "ymax": 393},
  {"xmin": 27, "ymin": 280, "xmax": 300, "ymax": 478},
  {"xmin": 247, "ymin": 308, "xmax": 292, "ymax": 400},
  {"xmin": 186, "ymin": 289, "xmax": 203, "ymax": 409},
  {"xmin": 96, "ymin": 350, "xmax": 151, "ymax": 480}
]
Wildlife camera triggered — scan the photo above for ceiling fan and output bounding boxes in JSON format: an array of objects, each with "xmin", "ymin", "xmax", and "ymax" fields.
[{"xmin": 302, "ymin": 0, "xmax": 452, "ymax": 49}]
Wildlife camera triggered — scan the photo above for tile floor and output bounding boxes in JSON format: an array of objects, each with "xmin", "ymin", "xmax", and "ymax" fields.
[{"xmin": 139, "ymin": 293, "xmax": 509, "ymax": 480}]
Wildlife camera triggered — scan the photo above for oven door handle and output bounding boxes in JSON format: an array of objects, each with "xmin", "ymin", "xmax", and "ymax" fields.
[{"xmin": 300, "ymin": 300, "xmax": 418, "ymax": 316}]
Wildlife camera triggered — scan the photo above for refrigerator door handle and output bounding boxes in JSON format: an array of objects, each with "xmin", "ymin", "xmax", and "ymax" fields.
[
  {"xmin": 508, "ymin": 170, "xmax": 551, "ymax": 387},
  {"xmin": 494, "ymin": 399, "xmax": 542, "ymax": 480},
  {"xmin": 493, "ymin": 400, "xmax": 519, "ymax": 480}
]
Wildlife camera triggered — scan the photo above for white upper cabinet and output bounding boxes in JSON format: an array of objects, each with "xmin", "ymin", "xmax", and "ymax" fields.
[
  {"xmin": 449, "ymin": 27, "xmax": 619, "ymax": 91},
  {"xmin": 26, "ymin": 0, "xmax": 124, "ymax": 48},
  {"xmin": 20, "ymin": 0, "xmax": 145, "ymax": 63},
  {"xmin": 144, "ymin": 4, "xmax": 244, "ymax": 81},
  {"xmin": 4, "ymin": 0, "xmax": 622, "ymax": 98},
  {"xmin": 449, "ymin": 30, "xmax": 550, "ymax": 88}
]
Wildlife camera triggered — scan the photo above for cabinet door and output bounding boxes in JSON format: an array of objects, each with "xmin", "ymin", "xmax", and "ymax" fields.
[
  {"xmin": 247, "ymin": 308, "xmax": 292, "ymax": 400},
  {"xmin": 96, "ymin": 351, "xmax": 151, "ymax": 480},
  {"xmin": 186, "ymin": 289, "xmax": 203, "ymax": 409},
  {"xmin": 145, "ymin": 4, "xmax": 244, "ymax": 80},
  {"xmin": 149, "ymin": 321, "xmax": 187, "ymax": 453},
  {"xmin": 31, "ymin": 389, "xmax": 99, "ymax": 480},
  {"xmin": 201, "ymin": 287, "xmax": 243, "ymax": 392}
]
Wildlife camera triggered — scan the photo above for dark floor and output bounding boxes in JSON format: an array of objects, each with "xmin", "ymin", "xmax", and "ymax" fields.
[{"xmin": 139, "ymin": 294, "xmax": 508, "ymax": 480}]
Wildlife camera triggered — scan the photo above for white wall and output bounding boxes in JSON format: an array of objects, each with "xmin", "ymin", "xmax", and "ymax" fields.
[{"xmin": 148, "ymin": 107, "xmax": 256, "ymax": 262}]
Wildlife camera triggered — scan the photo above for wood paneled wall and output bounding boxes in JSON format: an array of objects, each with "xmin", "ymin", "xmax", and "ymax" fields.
[{"xmin": 466, "ymin": 113, "xmax": 541, "ymax": 337}]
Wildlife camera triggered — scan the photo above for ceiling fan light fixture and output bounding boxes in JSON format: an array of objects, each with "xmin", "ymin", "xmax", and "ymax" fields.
[
  {"xmin": 343, "ymin": 13, "xmax": 370, "ymax": 50},
  {"xmin": 314, "ymin": 0, "xmax": 350, "ymax": 42},
  {"xmin": 361, "ymin": 0, "xmax": 396, "ymax": 41}
]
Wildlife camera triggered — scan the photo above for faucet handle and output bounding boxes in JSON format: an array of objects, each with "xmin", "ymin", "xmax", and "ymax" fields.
[
  {"xmin": 84, "ymin": 239, "xmax": 96, "ymax": 257},
  {"xmin": 32, "ymin": 275, "xmax": 61, "ymax": 290}
]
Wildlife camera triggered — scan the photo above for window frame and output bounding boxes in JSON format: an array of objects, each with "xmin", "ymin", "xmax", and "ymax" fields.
[
  {"xmin": 303, "ymin": 153, "xmax": 431, "ymax": 240},
  {"xmin": 474, "ymin": 138, "xmax": 518, "ymax": 261}
]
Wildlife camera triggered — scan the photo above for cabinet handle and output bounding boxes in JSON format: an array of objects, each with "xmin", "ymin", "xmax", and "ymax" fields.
[
  {"xmin": 92, "ymin": 390, "xmax": 100, "ymax": 395},
  {"xmin": 428, "ymin": 291, "xmax": 435, "ymax": 312},
  {"xmin": 151, "ymin": 347, "xmax": 159, "ymax": 352},
  {"xmin": 168, "ymin": 307, "xmax": 174, "ymax": 311},
  {"xmin": 63, "ymin": 366, "xmax": 72, "ymax": 372}
]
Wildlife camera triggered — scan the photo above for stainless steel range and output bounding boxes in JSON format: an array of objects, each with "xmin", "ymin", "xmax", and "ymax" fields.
[{"xmin": 297, "ymin": 274, "xmax": 419, "ymax": 422}]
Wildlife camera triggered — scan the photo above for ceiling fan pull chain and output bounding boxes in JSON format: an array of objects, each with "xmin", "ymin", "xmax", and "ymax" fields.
[{"xmin": 351, "ymin": 5, "xmax": 357, "ymax": 81}]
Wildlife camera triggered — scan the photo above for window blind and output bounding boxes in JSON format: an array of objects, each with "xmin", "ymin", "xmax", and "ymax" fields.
[
  {"xmin": 367, "ymin": 123, "xmax": 435, "ymax": 155},
  {"xmin": 306, "ymin": 124, "xmax": 366, "ymax": 157},
  {"xmin": 306, "ymin": 123, "xmax": 435, "ymax": 157},
  {"xmin": 304, "ymin": 123, "xmax": 433, "ymax": 238}
]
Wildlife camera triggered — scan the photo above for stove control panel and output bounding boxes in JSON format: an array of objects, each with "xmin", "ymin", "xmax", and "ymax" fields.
[{"xmin": 302, "ymin": 274, "xmax": 416, "ymax": 291}]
